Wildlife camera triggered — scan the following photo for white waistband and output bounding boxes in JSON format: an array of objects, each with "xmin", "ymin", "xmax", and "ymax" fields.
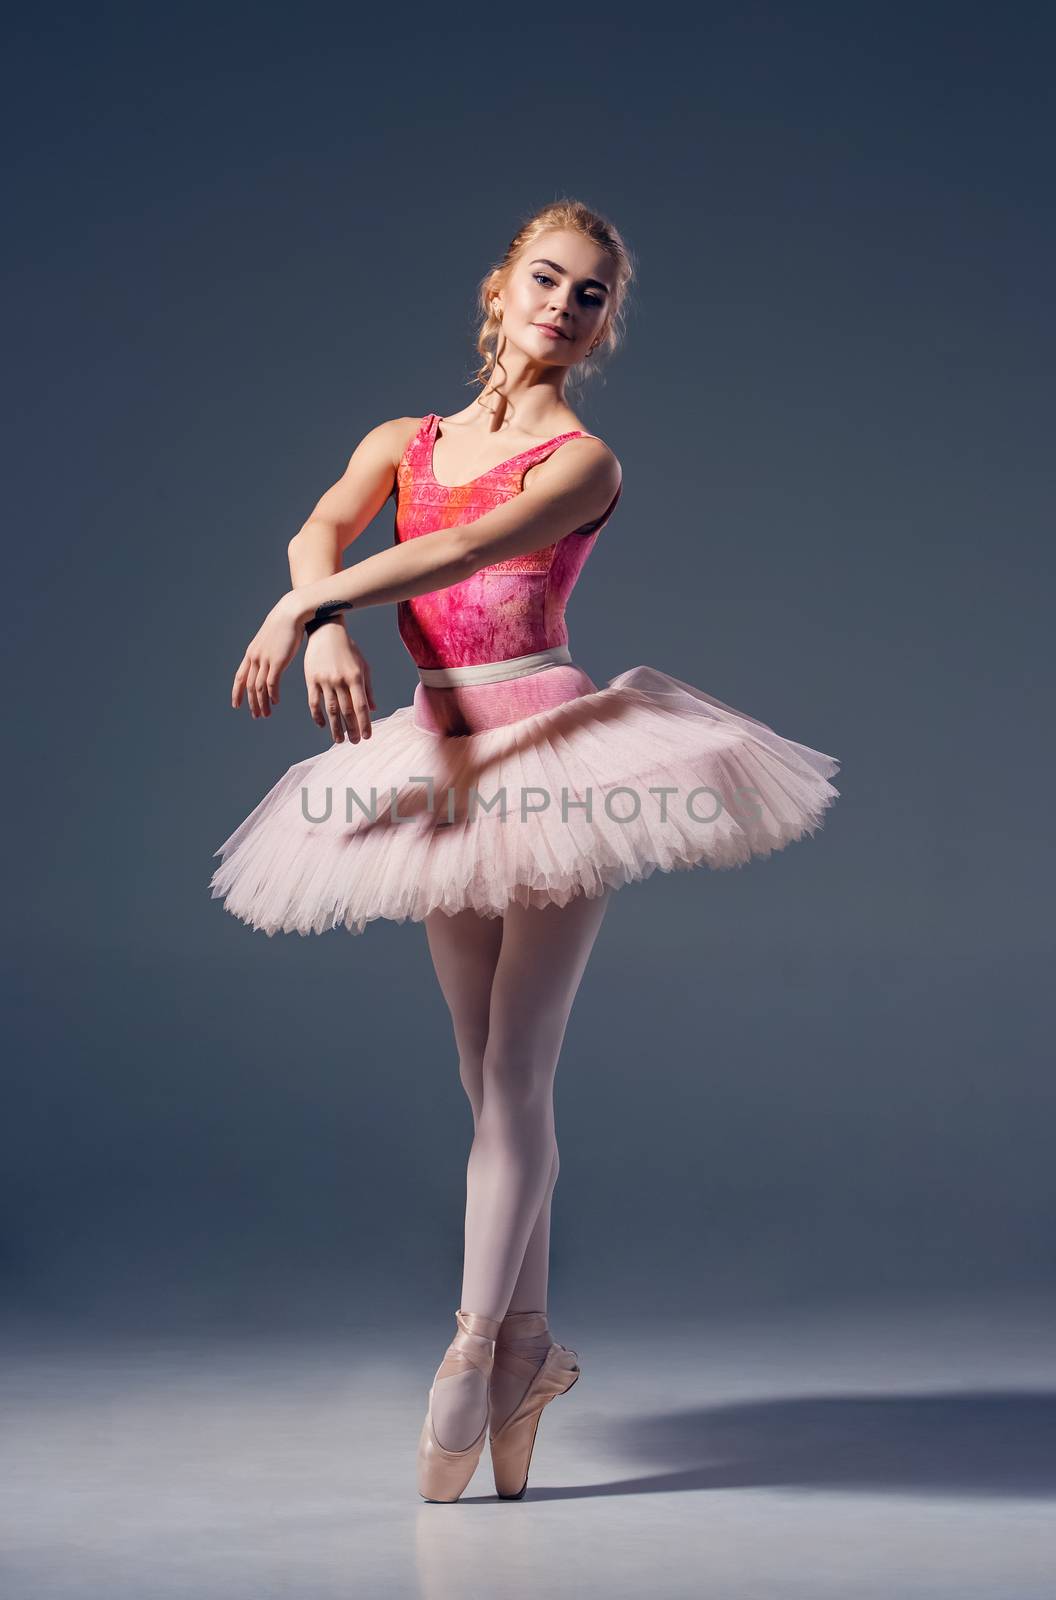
[{"xmin": 418, "ymin": 645, "xmax": 572, "ymax": 688}]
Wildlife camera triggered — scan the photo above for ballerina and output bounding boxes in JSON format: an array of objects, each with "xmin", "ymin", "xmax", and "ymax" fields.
[{"xmin": 210, "ymin": 198, "xmax": 841, "ymax": 1501}]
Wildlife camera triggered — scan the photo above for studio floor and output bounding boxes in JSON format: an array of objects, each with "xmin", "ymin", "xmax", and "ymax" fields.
[{"xmin": 2, "ymin": 1294, "xmax": 1054, "ymax": 1599}]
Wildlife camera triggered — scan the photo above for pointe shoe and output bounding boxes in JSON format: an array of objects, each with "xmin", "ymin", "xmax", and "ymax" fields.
[
  {"xmin": 489, "ymin": 1310, "xmax": 581, "ymax": 1500},
  {"xmin": 417, "ymin": 1309, "xmax": 502, "ymax": 1503}
]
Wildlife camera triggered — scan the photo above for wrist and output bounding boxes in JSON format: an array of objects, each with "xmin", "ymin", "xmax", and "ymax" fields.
[
  {"xmin": 289, "ymin": 584, "xmax": 355, "ymax": 632},
  {"xmin": 284, "ymin": 590, "xmax": 332, "ymax": 629},
  {"xmin": 304, "ymin": 612, "xmax": 347, "ymax": 637},
  {"xmin": 281, "ymin": 589, "xmax": 315, "ymax": 628}
]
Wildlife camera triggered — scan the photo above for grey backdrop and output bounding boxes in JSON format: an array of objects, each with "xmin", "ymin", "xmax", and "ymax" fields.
[{"xmin": 4, "ymin": 4, "xmax": 1052, "ymax": 1344}]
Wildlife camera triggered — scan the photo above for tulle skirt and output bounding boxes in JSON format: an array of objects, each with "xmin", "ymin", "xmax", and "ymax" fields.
[{"xmin": 209, "ymin": 663, "xmax": 841, "ymax": 936}]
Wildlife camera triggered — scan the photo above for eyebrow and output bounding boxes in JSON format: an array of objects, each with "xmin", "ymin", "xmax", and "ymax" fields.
[{"xmin": 529, "ymin": 258, "xmax": 611, "ymax": 295}]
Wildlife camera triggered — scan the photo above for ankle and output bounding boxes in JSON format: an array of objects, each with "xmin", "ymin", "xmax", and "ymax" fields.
[
  {"xmin": 498, "ymin": 1310, "xmax": 550, "ymax": 1334},
  {"xmin": 495, "ymin": 1310, "xmax": 554, "ymax": 1360},
  {"xmin": 457, "ymin": 1308, "xmax": 503, "ymax": 1341}
]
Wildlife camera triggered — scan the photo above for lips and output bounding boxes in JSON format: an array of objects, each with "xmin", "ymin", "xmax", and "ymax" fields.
[{"xmin": 535, "ymin": 323, "xmax": 570, "ymax": 340}]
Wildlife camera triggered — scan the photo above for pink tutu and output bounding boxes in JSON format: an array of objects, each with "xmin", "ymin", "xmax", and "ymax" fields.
[{"xmin": 209, "ymin": 663, "xmax": 841, "ymax": 937}]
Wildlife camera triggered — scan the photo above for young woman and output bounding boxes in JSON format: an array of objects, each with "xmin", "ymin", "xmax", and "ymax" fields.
[{"xmin": 210, "ymin": 199, "xmax": 841, "ymax": 1503}]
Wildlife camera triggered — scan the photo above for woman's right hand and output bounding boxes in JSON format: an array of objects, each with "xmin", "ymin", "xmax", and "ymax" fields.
[{"xmin": 303, "ymin": 624, "xmax": 377, "ymax": 743}]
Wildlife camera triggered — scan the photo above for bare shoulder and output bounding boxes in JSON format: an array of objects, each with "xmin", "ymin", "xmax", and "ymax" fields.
[
  {"xmin": 349, "ymin": 414, "xmax": 426, "ymax": 471},
  {"xmin": 569, "ymin": 431, "xmax": 621, "ymax": 475},
  {"xmin": 517, "ymin": 433, "xmax": 622, "ymax": 539},
  {"xmin": 545, "ymin": 432, "xmax": 623, "ymax": 496}
]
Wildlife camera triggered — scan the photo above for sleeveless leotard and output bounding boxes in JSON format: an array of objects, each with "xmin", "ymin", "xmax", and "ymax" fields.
[
  {"xmin": 392, "ymin": 412, "xmax": 622, "ymax": 672},
  {"xmin": 210, "ymin": 410, "xmax": 841, "ymax": 935}
]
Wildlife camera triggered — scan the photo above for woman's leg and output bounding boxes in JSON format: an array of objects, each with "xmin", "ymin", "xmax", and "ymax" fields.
[
  {"xmin": 422, "ymin": 905, "xmax": 545, "ymax": 1450},
  {"xmin": 422, "ymin": 890, "xmax": 611, "ymax": 1449},
  {"xmin": 461, "ymin": 890, "xmax": 611, "ymax": 1318},
  {"xmin": 424, "ymin": 905, "xmax": 560, "ymax": 1313},
  {"xmin": 424, "ymin": 904, "xmax": 502, "ymax": 1139}
]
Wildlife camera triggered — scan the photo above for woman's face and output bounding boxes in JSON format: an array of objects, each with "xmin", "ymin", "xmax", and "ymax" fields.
[{"xmin": 496, "ymin": 229, "xmax": 614, "ymax": 369}]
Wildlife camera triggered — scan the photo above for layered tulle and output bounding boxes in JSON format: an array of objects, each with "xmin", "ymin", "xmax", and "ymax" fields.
[{"xmin": 209, "ymin": 665, "xmax": 841, "ymax": 937}]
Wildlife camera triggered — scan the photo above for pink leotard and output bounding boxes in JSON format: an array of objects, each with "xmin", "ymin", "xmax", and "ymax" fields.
[{"xmin": 391, "ymin": 412, "xmax": 621, "ymax": 672}]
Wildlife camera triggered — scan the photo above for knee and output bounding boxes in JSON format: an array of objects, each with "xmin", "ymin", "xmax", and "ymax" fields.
[
  {"xmin": 457, "ymin": 1046, "xmax": 485, "ymax": 1118},
  {"xmin": 481, "ymin": 1028, "xmax": 560, "ymax": 1114}
]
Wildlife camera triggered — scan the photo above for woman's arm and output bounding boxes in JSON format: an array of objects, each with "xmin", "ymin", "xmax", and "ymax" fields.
[
  {"xmin": 288, "ymin": 419, "xmax": 415, "ymax": 737},
  {"xmin": 230, "ymin": 437, "xmax": 620, "ymax": 714},
  {"xmin": 289, "ymin": 438, "xmax": 621, "ymax": 626},
  {"xmin": 287, "ymin": 417, "xmax": 419, "ymax": 588}
]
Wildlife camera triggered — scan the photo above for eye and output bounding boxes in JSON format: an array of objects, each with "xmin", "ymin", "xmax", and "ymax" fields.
[{"xmin": 534, "ymin": 271, "xmax": 604, "ymax": 309}]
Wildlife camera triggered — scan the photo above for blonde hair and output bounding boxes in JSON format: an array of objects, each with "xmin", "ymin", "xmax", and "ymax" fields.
[{"xmin": 470, "ymin": 198, "xmax": 635, "ymax": 397}]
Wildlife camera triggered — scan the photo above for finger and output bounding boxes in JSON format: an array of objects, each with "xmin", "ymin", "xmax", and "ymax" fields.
[
  {"xmin": 307, "ymin": 680, "xmax": 326, "ymax": 728},
  {"xmin": 254, "ymin": 661, "xmax": 272, "ymax": 718},
  {"xmin": 349, "ymin": 682, "xmax": 371, "ymax": 739},
  {"xmin": 259, "ymin": 661, "xmax": 274, "ymax": 718},
  {"xmin": 336, "ymin": 684, "xmax": 360, "ymax": 744},
  {"xmin": 266, "ymin": 667, "xmax": 281, "ymax": 707},
  {"xmin": 364, "ymin": 666, "xmax": 377, "ymax": 711},
  {"xmin": 232, "ymin": 657, "xmax": 250, "ymax": 709},
  {"xmin": 324, "ymin": 692, "xmax": 344, "ymax": 744}
]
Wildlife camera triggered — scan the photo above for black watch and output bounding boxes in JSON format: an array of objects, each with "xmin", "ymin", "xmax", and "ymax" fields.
[{"xmin": 304, "ymin": 613, "xmax": 346, "ymax": 637}]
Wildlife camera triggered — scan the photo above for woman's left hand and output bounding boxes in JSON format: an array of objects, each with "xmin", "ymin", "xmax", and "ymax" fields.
[{"xmin": 231, "ymin": 594, "xmax": 304, "ymax": 717}]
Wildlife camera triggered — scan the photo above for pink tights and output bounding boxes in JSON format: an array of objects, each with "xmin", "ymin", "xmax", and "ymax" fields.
[{"xmin": 423, "ymin": 887, "xmax": 612, "ymax": 1449}]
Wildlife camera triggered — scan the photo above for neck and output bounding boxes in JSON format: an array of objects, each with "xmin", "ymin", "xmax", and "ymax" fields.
[{"xmin": 476, "ymin": 350, "xmax": 569, "ymax": 433}]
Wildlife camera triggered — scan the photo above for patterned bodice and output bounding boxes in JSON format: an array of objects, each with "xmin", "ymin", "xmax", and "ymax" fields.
[{"xmin": 390, "ymin": 412, "xmax": 621, "ymax": 671}]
